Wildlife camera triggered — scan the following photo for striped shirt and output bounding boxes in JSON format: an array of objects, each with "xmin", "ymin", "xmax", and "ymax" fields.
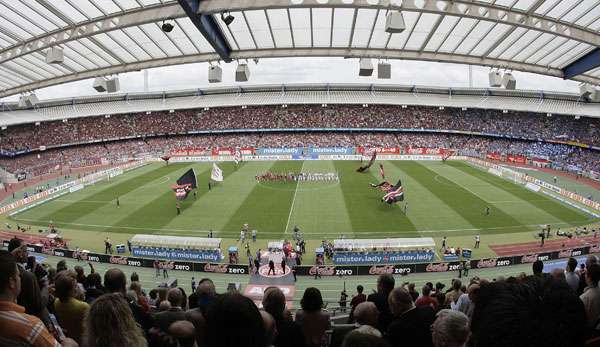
[{"xmin": 0, "ymin": 301, "xmax": 60, "ymax": 347}]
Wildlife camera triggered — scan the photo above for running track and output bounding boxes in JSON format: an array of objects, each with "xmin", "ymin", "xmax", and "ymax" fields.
[{"xmin": 490, "ymin": 235, "xmax": 600, "ymax": 257}]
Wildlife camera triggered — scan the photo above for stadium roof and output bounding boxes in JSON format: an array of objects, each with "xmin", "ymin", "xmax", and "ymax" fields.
[
  {"xmin": 0, "ymin": 0, "xmax": 599, "ymax": 99},
  {"xmin": 0, "ymin": 83, "xmax": 599, "ymax": 127}
]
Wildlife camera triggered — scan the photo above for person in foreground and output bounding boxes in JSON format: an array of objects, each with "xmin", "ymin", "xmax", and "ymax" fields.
[
  {"xmin": 470, "ymin": 277, "xmax": 586, "ymax": 347},
  {"xmin": 84, "ymin": 293, "xmax": 147, "ymax": 347},
  {"xmin": 295, "ymin": 287, "xmax": 331, "ymax": 347},
  {"xmin": 0, "ymin": 250, "xmax": 78, "ymax": 347},
  {"xmin": 386, "ymin": 286, "xmax": 435, "ymax": 347},
  {"xmin": 431, "ymin": 309, "xmax": 470, "ymax": 347},
  {"xmin": 204, "ymin": 292, "xmax": 266, "ymax": 347}
]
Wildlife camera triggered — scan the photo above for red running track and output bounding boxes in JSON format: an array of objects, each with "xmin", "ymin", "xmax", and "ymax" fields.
[
  {"xmin": 0, "ymin": 230, "xmax": 70, "ymax": 243},
  {"xmin": 490, "ymin": 235, "xmax": 600, "ymax": 257}
]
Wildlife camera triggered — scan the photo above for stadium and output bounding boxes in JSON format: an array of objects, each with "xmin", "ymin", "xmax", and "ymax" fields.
[{"xmin": 0, "ymin": 1, "xmax": 599, "ymax": 347}]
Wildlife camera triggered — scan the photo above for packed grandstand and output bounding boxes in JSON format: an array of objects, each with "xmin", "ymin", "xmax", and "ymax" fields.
[{"xmin": 1, "ymin": 104, "xmax": 599, "ymax": 179}]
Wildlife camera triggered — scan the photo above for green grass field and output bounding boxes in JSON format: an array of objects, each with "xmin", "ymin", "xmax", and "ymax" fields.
[{"xmin": 9, "ymin": 160, "xmax": 596, "ymax": 252}]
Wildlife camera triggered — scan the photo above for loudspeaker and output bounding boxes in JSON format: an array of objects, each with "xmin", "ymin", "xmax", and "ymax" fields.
[
  {"xmin": 18, "ymin": 96, "xmax": 27, "ymax": 108},
  {"xmin": 580, "ymin": 84, "xmax": 595, "ymax": 99},
  {"xmin": 591, "ymin": 89, "xmax": 600, "ymax": 102},
  {"xmin": 45, "ymin": 47, "xmax": 64, "ymax": 64},
  {"xmin": 488, "ymin": 71, "xmax": 502, "ymax": 87},
  {"xmin": 19, "ymin": 94, "xmax": 39, "ymax": 108},
  {"xmin": 25, "ymin": 94, "xmax": 39, "ymax": 107},
  {"xmin": 209, "ymin": 65, "xmax": 222, "ymax": 83},
  {"xmin": 93, "ymin": 77, "xmax": 107, "ymax": 92},
  {"xmin": 378, "ymin": 62, "xmax": 391, "ymax": 79},
  {"xmin": 385, "ymin": 11, "xmax": 406, "ymax": 33},
  {"xmin": 106, "ymin": 77, "xmax": 120, "ymax": 93},
  {"xmin": 502, "ymin": 72, "xmax": 516, "ymax": 90},
  {"xmin": 235, "ymin": 64, "xmax": 250, "ymax": 82},
  {"xmin": 359, "ymin": 58, "xmax": 373, "ymax": 76}
]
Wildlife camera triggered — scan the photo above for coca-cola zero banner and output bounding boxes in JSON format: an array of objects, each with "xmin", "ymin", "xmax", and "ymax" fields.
[{"xmin": 4, "ymin": 240, "xmax": 598, "ymax": 276}]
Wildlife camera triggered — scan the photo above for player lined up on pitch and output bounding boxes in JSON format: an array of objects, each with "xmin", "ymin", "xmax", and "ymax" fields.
[{"xmin": 255, "ymin": 171, "xmax": 339, "ymax": 182}]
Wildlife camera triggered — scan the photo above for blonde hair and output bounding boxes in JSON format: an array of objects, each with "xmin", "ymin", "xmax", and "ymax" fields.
[{"xmin": 84, "ymin": 294, "xmax": 147, "ymax": 347}]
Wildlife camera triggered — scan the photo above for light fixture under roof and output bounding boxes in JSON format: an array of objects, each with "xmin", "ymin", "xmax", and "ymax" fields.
[
  {"xmin": 221, "ymin": 12, "xmax": 234, "ymax": 26},
  {"xmin": 162, "ymin": 21, "xmax": 174, "ymax": 33}
]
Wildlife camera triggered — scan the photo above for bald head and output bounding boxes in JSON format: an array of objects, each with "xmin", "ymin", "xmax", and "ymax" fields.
[
  {"xmin": 432, "ymin": 309, "xmax": 470, "ymax": 347},
  {"xmin": 159, "ymin": 300, "xmax": 171, "ymax": 311},
  {"xmin": 104, "ymin": 268, "xmax": 126, "ymax": 294},
  {"xmin": 388, "ymin": 287, "xmax": 414, "ymax": 317},
  {"xmin": 353, "ymin": 301, "xmax": 379, "ymax": 327},
  {"xmin": 168, "ymin": 287, "xmax": 184, "ymax": 307},
  {"xmin": 168, "ymin": 321, "xmax": 197, "ymax": 347}
]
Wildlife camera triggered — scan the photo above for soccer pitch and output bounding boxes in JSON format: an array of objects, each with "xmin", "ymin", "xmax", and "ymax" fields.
[{"xmin": 10, "ymin": 160, "xmax": 595, "ymax": 243}]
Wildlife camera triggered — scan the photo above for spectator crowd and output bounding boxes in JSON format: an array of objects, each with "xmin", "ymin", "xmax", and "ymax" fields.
[
  {"xmin": 0, "ymin": 105, "xmax": 598, "ymax": 177},
  {"xmin": 2, "ymin": 105, "xmax": 598, "ymax": 153},
  {"xmin": 2, "ymin": 235, "xmax": 600, "ymax": 347}
]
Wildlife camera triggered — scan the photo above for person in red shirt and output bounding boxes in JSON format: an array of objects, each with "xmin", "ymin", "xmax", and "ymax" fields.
[
  {"xmin": 415, "ymin": 284, "xmax": 438, "ymax": 311},
  {"xmin": 0, "ymin": 250, "xmax": 78, "ymax": 347},
  {"xmin": 348, "ymin": 285, "xmax": 367, "ymax": 322}
]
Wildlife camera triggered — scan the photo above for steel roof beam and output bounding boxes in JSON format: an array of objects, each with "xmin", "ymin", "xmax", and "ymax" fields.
[
  {"xmin": 177, "ymin": 0, "xmax": 232, "ymax": 62},
  {"xmin": 563, "ymin": 48, "xmax": 600, "ymax": 80},
  {"xmin": 2, "ymin": 47, "xmax": 599, "ymax": 98}
]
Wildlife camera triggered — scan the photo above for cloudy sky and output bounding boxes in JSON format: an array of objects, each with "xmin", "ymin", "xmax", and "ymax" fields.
[{"xmin": 1, "ymin": 57, "xmax": 582, "ymax": 103}]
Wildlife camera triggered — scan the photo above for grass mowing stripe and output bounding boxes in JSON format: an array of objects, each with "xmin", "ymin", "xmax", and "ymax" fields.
[
  {"xmin": 109, "ymin": 166, "xmax": 214, "ymax": 233},
  {"xmin": 286, "ymin": 161, "xmax": 353, "ymax": 238},
  {"xmin": 450, "ymin": 161, "xmax": 589, "ymax": 224},
  {"xmin": 394, "ymin": 161, "xmax": 524, "ymax": 232},
  {"xmin": 34, "ymin": 164, "xmax": 186, "ymax": 228},
  {"xmin": 221, "ymin": 161, "xmax": 303, "ymax": 238},
  {"xmin": 387, "ymin": 162, "xmax": 476, "ymax": 235},
  {"xmin": 333, "ymin": 161, "xmax": 419, "ymax": 236}
]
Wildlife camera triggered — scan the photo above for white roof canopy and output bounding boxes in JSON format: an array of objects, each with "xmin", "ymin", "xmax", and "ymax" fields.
[
  {"xmin": 1, "ymin": 83, "xmax": 599, "ymax": 127},
  {"xmin": 130, "ymin": 234, "xmax": 221, "ymax": 249},
  {"xmin": 0, "ymin": 0, "xmax": 599, "ymax": 98},
  {"xmin": 333, "ymin": 237, "xmax": 435, "ymax": 250}
]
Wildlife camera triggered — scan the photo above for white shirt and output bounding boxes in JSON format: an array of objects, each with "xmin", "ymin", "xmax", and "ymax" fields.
[
  {"xmin": 565, "ymin": 271, "xmax": 579, "ymax": 292},
  {"xmin": 580, "ymin": 286, "xmax": 600, "ymax": 328}
]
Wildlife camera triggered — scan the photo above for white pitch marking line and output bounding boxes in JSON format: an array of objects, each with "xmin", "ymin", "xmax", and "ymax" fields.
[
  {"xmin": 434, "ymin": 174, "xmax": 489, "ymax": 203},
  {"xmin": 284, "ymin": 161, "xmax": 304, "ymax": 234},
  {"xmin": 12, "ymin": 217, "xmax": 594, "ymax": 236}
]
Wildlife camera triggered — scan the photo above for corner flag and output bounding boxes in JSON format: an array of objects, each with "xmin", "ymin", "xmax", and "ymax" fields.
[{"xmin": 211, "ymin": 163, "xmax": 223, "ymax": 182}]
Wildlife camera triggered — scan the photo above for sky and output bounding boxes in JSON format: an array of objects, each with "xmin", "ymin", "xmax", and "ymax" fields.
[{"xmin": 1, "ymin": 57, "xmax": 582, "ymax": 103}]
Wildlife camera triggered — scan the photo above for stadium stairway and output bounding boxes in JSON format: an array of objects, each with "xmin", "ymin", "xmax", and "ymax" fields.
[{"xmin": 243, "ymin": 254, "xmax": 296, "ymax": 309}]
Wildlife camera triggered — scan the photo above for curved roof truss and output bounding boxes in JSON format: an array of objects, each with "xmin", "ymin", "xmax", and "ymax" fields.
[{"xmin": 0, "ymin": 0, "xmax": 599, "ymax": 99}]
